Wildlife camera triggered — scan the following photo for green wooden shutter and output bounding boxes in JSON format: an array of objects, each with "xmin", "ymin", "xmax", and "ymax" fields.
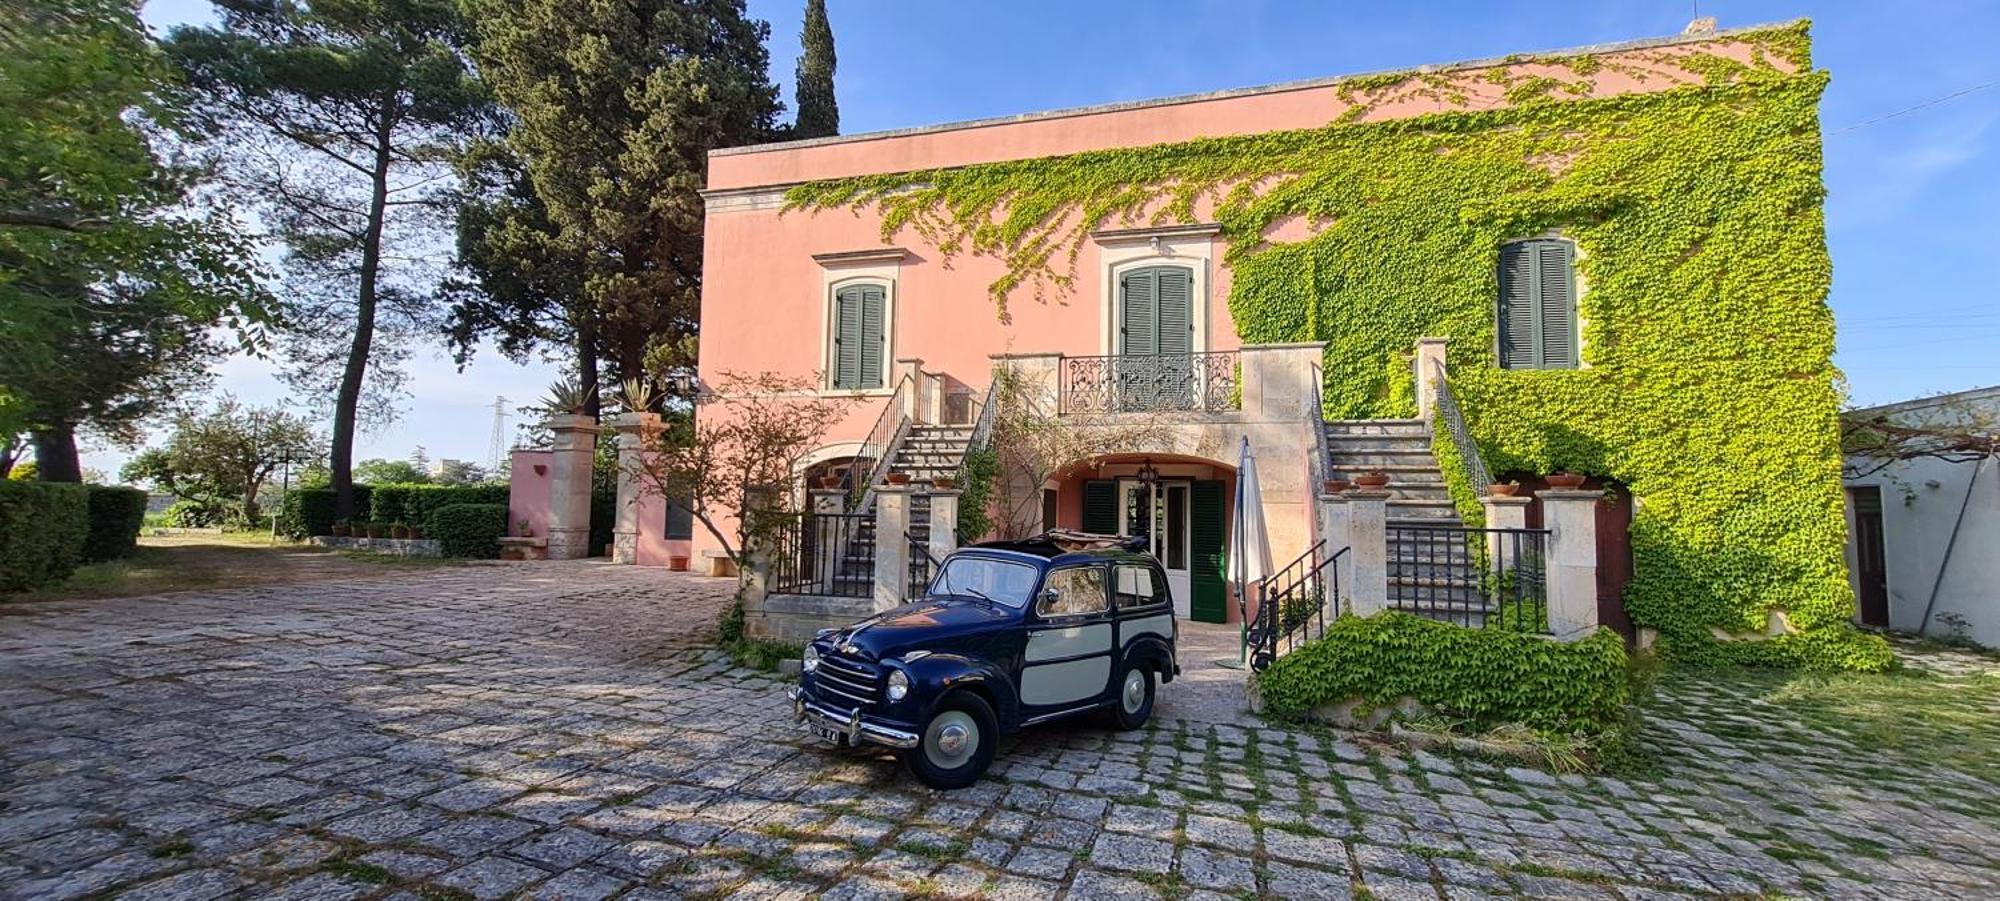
[
  {"xmin": 1497, "ymin": 240, "xmax": 1576, "ymax": 369},
  {"xmin": 832, "ymin": 287, "xmax": 863, "ymax": 388},
  {"xmin": 1156, "ymin": 268, "xmax": 1193, "ymax": 356},
  {"xmin": 1120, "ymin": 270, "xmax": 1157, "ymax": 355},
  {"xmin": 1081, "ymin": 480, "xmax": 1119, "ymax": 534},
  {"xmin": 1189, "ymin": 480, "xmax": 1227, "ymax": 623},
  {"xmin": 858, "ymin": 284, "xmax": 886, "ymax": 389}
]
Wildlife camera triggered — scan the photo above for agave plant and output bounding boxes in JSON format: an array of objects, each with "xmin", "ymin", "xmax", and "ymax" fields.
[
  {"xmin": 540, "ymin": 377, "xmax": 590, "ymax": 415},
  {"xmin": 616, "ymin": 376, "xmax": 658, "ymax": 414}
]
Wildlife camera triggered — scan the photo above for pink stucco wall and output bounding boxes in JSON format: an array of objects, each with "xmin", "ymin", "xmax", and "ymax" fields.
[{"xmin": 507, "ymin": 450, "xmax": 554, "ymax": 539}]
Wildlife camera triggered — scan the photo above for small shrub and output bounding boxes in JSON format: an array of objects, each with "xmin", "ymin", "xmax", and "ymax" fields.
[
  {"xmin": 366, "ymin": 483, "xmax": 509, "ymax": 536},
  {"xmin": 276, "ymin": 486, "xmax": 373, "ymax": 538},
  {"xmin": 0, "ymin": 481, "xmax": 90, "ymax": 593},
  {"xmin": 83, "ymin": 486, "xmax": 147, "ymax": 562},
  {"xmin": 430, "ymin": 504, "xmax": 508, "ymax": 558},
  {"xmin": 162, "ymin": 500, "xmax": 224, "ymax": 529}
]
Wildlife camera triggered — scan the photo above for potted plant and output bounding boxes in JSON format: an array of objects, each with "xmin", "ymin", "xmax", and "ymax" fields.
[
  {"xmin": 931, "ymin": 476, "xmax": 957, "ymax": 490},
  {"xmin": 1547, "ymin": 471, "xmax": 1587, "ymax": 489},
  {"xmin": 518, "ymin": 519, "xmax": 534, "ymax": 538},
  {"xmin": 407, "ymin": 525, "xmax": 423, "ymax": 541},
  {"xmin": 365, "ymin": 521, "xmax": 384, "ymax": 539},
  {"xmin": 331, "ymin": 520, "xmax": 350, "ymax": 538},
  {"xmin": 669, "ymin": 555, "xmax": 690, "ymax": 572},
  {"xmin": 391, "ymin": 522, "xmax": 410, "ymax": 540},
  {"xmin": 1321, "ymin": 479, "xmax": 1351, "ymax": 494},
  {"xmin": 1354, "ymin": 471, "xmax": 1391, "ymax": 489},
  {"xmin": 1488, "ymin": 481, "xmax": 1521, "ymax": 497},
  {"xmin": 885, "ymin": 472, "xmax": 912, "ymax": 485},
  {"xmin": 818, "ymin": 474, "xmax": 841, "ymax": 489}
]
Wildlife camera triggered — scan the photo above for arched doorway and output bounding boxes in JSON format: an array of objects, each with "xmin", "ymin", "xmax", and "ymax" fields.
[{"xmin": 1050, "ymin": 454, "xmax": 1237, "ymax": 623}]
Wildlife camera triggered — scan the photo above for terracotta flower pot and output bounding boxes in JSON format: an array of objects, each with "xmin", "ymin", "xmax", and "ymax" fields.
[
  {"xmin": 407, "ymin": 527, "xmax": 423, "ymax": 541},
  {"xmin": 1321, "ymin": 479, "xmax": 1351, "ymax": 494},
  {"xmin": 669, "ymin": 556, "xmax": 690, "ymax": 572},
  {"xmin": 330, "ymin": 523, "xmax": 350, "ymax": 537},
  {"xmin": 391, "ymin": 524, "xmax": 410, "ymax": 540},
  {"xmin": 885, "ymin": 473, "xmax": 912, "ymax": 485},
  {"xmin": 365, "ymin": 523, "xmax": 384, "ymax": 539},
  {"xmin": 931, "ymin": 477, "xmax": 957, "ymax": 490},
  {"xmin": 1547, "ymin": 472, "xmax": 1587, "ymax": 489},
  {"xmin": 1488, "ymin": 483, "xmax": 1520, "ymax": 497},
  {"xmin": 818, "ymin": 475, "xmax": 841, "ymax": 489},
  {"xmin": 1354, "ymin": 472, "xmax": 1391, "ymax": 489}
]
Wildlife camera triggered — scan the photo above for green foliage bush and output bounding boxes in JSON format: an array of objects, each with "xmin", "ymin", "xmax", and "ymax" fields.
[
  {"xmin": 83, "ymin": 486, "xmax": 147, "ymax": 562},
  {"xmin": 367, "ymin": 483, "xmax": 509, "ymax": 535},
  {"xmin": 0, "ymin": 482, "xmax": 90, "ymax": 593},
  {"xmin": 789, "ymin": 23, "xmax": 1889, "ymax": 671},
  {"xmin": 163, "ymin": 499, "xmax": 224, "ymax": 529},
  {"xmin": 955, "ymin": 447, "xmax": 999, "ymax": 539},
  {"xmin": 430, "ymin": 503, "xmax": 507, "ymax": 558},
  {"xmin": 276, "ymin": 486, "xmax": 372, "ymax": 539},
  {"xmin": 1257, "ymin": 612, "xmax": 1630, "ymax": 735}
]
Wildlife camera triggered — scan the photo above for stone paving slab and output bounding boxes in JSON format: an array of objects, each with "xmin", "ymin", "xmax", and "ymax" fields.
[{"xmin": 2, "ymin": 562, "xmax": 1997, "ymax": 899}]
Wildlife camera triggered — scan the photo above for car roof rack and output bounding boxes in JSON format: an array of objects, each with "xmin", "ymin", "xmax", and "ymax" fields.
[{"xmin": 971, "ymin": 529, "xmax": 1146, "ymax": 558}]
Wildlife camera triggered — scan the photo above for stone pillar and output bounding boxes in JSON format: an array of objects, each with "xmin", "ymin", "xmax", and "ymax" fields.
[
  {"xmin": 924, "ymin": 373, "xmax": 946, "ymax": 425},
  {"xmin": 1479, "ymin": 493, "xmax": 1532, "ymax": 579},
  {"xmin": 897, "ymin": 358, "xmax": 926, "ymax": 424},
  {"xmin": 1413, "ymin": 337, "xmax": 1448, "ymax": 422},
  {"xmin": 928, "ymin": 488, "xmax": 961, "ymax": 567},
  {"xmin": 991, "ymin": 353, "xmax": 1061, "ymax": 417},
  {"xmin": 546, "ymin": 414, "xmax": 598, "ymax": 560},
  {"xmin": 1345, "ymin": 489, "xmax": 1390, "ymax": 615},
  {"xmin": 610, "ymin": 412, "xmax": 660, "ymax": 564},
  {"xmin": 1538, "ymin": 488, "xmax": 1604, "ymax": 639},
  {"xmin": 1237, "ymin": 342, "xmax": 1327, "ymax": 420},
  {"xmin": 1316, "ymin": 490, "xmax": 1353, "ymax": 611},
  {"xmin": 873, "ymin": 484, "xmax": 915, "ymax": 612},
  {"xmin": 810, "ymin": 488, "xmax": 846, "ymax": 593}
]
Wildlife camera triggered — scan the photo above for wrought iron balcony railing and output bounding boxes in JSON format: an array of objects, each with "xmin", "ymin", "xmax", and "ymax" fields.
[{"xmin": 1058, "ymin": 351, "xmax": 1239, "ymax": 415}]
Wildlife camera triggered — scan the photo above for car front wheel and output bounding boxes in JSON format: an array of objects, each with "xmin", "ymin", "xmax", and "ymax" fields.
[
  {"xmin": 1112, "ymin": 665, "xmax": 1155, "ymax": 730},
  {"xmin": 902, "ymin": 692, "xmax": 998, "ymax": 790}
]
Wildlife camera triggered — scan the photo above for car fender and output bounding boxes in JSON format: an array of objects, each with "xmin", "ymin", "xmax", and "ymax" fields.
[
  {"xmin": 900, "ymin": 653, "xmax": 1021, "ymax": 729},
  {"xmin": 1119, "ymin": 633, "xmax": 1177, "ymax": 684}
]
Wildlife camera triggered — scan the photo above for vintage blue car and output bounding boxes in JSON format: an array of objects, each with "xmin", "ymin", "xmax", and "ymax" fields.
[{"xmin": 789, "ymin": 532, "xmax": 1181, "ymax": 789}]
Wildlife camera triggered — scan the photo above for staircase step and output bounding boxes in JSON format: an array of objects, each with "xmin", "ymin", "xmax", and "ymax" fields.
[{"xmin": 1325, "ymin": 419, "xmax": 1428, "ymax": 437}]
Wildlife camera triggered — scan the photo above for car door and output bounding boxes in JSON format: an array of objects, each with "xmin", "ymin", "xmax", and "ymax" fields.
[
  {"xmin": 1019, "ymin": 563, "xmax": 1115, "ymax": 715},
  {"xmin": 1114, "ymin": 561, "xmax": 1176, "ymax": 661}
]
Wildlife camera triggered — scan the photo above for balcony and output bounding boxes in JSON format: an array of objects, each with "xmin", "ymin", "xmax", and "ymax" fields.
[{"xmin": 1058, "ymin": 351, "xmax": 1240, "ymax": 415}]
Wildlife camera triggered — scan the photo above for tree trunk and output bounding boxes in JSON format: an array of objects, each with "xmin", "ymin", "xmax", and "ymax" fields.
[
  {"xmin": 329, "ymin": 117, "xmax": 397, "ymax": 522},
  {"xmin": 576, "ymin": 311, "xmax": 601, "ymax": 421},
  {"xmin": 31, "ymin": 423, "xmax": 82, "ymax": 482}
]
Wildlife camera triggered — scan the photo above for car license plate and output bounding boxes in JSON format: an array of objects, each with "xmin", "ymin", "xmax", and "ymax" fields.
[{"xmin": 806, "ymin": 722, "xmax": 846, "ymax": 745}]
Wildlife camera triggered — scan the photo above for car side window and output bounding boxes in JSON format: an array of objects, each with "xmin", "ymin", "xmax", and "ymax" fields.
[
  {"xmin": 1038, "ymin": 566, "xmax": 1108, "ymax": 618},
  {"xmin": 1114, "ymin": 564, "xmax": 1162, "ymax": 609}
]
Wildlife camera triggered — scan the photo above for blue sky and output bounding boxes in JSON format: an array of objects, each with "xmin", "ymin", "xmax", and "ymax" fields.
[{"xmin": 114, "ymin": 0, "xmax": 1999, "ymax": 474}]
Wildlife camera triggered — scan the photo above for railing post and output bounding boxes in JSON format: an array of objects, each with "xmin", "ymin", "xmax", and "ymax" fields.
[
  {"xmin": 1414, "ymin": 337, "xmax": 1448, "ymax": 422},
  {"xmin": 928, "ymin": 488, "xmax": 961, "ymax": 564},
  {"xmin": 810, "ymin": 488, "xmax": 845, "ymax": 594},
  {"xmin": 1537, "ymin": 488, "xmax": 1603, "ymax": 639},
  {"xmin": 1346, "ymin": 488, "xmax": 1391, "ymax": 615},
  {"xmin": 898, "ymin": 358, "xmax": 926, "ymax": 424},
  {"xmin": 545, "ymin": 414, "xmax": 598, "ymax": 560},
  {"xmin": 873, "ymin": 484, "xmax": 915, "ymax": 612},
  {"xmin": 1480, "ymin": 493, "xmax": 1532, "ymax": 578},
  {"xmin": 1317, "ymin": 489, "xmax": 1353, "ymax": 612}
]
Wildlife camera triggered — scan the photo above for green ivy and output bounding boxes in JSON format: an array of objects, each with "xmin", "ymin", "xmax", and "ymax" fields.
[
  {"xmin": 429, "ymin": 504, "xmax": 508, "ymax": 559},
  {"xmin": 1258, "ymin": 612, "xmax": 1630, "ymax": 734},
  {"xmin": 787, "ymin": 22, "xmax": 1889, "ymax": 672},
  {"xmin": 955, "ymin": 447, "xmax": 999, "ymax": 539}
]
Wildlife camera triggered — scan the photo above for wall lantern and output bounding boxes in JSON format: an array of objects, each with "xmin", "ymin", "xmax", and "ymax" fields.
[{"xmin": 1135, "ymin": 458, "xmax": 1160, "ymax": 486}]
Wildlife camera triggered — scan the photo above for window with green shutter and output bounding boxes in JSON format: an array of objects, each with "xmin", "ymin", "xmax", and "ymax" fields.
[
  {"xmin": 830, "ymin": 283, "xmax": 887, "ymax": 389},
  {"xmin": 1497, "ymin": 239, "xmax": 1578, "ymax": 369},
  {"xmin": 1119, "ymin": 266, "xmax": 1194, "ymax": 356}
]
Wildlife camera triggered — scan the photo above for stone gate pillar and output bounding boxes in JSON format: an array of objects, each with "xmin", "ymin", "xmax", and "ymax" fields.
[
  {"xmin": 1538, "ymin": 488, "xmax": 1604, "ymax": 639},
  {"xmin": 810, "ymin": 488, "xmax": 846, "ymax": 593},
  {"xmin": 873, "ymin": 484, "xmax": 915, "ymax": 612},
  {"xmin": 611, "ymin": 412, "xmax": 660, "ymax": 564},
  {"xmin": 1316, "ymin": 489, "xmax": 1352, "ymax": 612},
  {"xmin": 1414, "ymin": 337, "xmax": 1448, "ymax": 422},
  {"xmin": 928, "ymin": 488, "xmax": 961, "ymax": 568},
  {"xmin": 546, "ymin": 414, "xmax": 598, "ymax": 560},
  {"xmin": 1479, "ymin": 492, "xmax": 1532, "ymax": 579},
  {"xmin": 1346, "ymin": 488, "xmax": 1391, "ymax": 615}
]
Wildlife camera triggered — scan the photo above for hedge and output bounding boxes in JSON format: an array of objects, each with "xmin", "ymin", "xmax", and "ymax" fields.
[
  {"xmin": 368, "ymin": 483, "xmax": 509, "ymax": 534},
  {"xmin": 0, "ymin": 482, "xmax": 90, "ymax": 593},
  {"xmin": 431, "ymin": 503, "xmax": 508, "ymax": 558},
  {"xmin": 163, "ymin": 499, "xmax": 224, "ymax": 529},
  {"xmin": 84, "ymin": 486, "xmax": 147, "ymax": 562},
  {"xmin": 277, "ymin": 486, "xmax": 373, "ymax": 539},
  {"xmin": 1256, "ymin": 612, "xmax": 1631, "ymax": 736}
]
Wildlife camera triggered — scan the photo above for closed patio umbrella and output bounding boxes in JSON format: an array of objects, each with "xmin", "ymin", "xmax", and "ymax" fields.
[{"xmin": 1222, "ymin": 436, "xmax": 1274, "ymax": 668}]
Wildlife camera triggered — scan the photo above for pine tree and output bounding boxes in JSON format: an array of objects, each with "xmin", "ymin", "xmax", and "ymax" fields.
[{"xmin": 793, "ymin": 0, "xmax": 839, "ymax": 139}]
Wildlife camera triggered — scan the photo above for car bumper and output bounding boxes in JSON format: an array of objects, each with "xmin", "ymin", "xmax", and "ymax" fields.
[{"xmin": 789, "ymin": 686, "xmax": 920, "ymax": 749}]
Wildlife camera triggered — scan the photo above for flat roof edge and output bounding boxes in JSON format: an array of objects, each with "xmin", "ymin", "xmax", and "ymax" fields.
[{"xmin": 711, "ymin": 19, "xmax": 1806, "ymax": 162}]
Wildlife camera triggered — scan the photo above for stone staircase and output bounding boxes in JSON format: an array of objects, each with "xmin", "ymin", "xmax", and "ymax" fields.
[
  {"xmin": 1323, "ymin": 419, "xmax": 1488, "ymax": 621},
  {"xmin": 841, "ymin": 425, "xmax": 975, "ymax": 592}
]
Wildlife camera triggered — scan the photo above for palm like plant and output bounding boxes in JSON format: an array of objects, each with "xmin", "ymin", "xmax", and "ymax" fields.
[
  {"xmin": 616, "ymin": 377, "xmax": 658, "ymax": 414},
  {"xmin": 540, "ymin": 377, "xmax": 590, "ymax": 415}
]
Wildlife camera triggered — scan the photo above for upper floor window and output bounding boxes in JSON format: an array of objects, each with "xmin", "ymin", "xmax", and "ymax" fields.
[
  {"xmin": 829, "ymin": 282, "xmax": 887, "ymax": 390},
  {"xmin": 1497, "ymin": 238, "xmax": 1578, "ymax": 370},
  {"xmin": 1119, "ymin": 265, "xmax": 1195, "ymax": 356}
]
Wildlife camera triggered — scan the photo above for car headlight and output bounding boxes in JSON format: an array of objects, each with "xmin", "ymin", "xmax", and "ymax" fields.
[
  {"xmin": 886, "ymin": 669, "xmax": 909, "ymax": 701},
  {"xmin": 802, "ymin": 646, "xmax": 820, "ymax": 674}
]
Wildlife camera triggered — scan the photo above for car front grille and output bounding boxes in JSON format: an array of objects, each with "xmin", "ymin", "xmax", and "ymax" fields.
[{"xmin": 811, "ymin": 653, "xmax": 882, "ymax": 711}]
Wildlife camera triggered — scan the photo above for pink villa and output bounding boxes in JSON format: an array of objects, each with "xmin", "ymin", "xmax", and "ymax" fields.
[{"xmin": 591, "ymin": 19, "xmax": 1857, "ymax": 662}]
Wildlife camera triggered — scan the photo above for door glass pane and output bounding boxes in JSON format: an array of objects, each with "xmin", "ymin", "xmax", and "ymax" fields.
[
  {"xmin": 1124, "ymin": 484, "xmax": 1153, "ymax": 542},
  {"xmin": 1166, "ymin": 485, "xmax": 1187, "ymax": 571},
  {"xmin": 1039, "ymin": 567, "xmax": 1108, "ymax": 616},
  {"xmin": 1115, "ymin": 565, "xmax": 1158, "ymax": 607}
]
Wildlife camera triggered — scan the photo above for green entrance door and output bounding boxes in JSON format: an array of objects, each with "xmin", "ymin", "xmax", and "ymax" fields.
[
  {"xmin": 1083, "ymin": 476, "xmax": 1227, "ymax": 623},
  {"xmin": 1189, "ymin": 480, "xmax": 1227, "ymax": 623}
]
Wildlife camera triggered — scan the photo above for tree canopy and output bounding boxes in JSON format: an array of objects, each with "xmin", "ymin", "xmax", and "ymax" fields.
[
  {"xmin": 122, "ymin": 396, "xmax": 321, "ymax": 523},
  {"xmin": 793, "ymin": 0, "xmax": 839, "ymax": 139}
]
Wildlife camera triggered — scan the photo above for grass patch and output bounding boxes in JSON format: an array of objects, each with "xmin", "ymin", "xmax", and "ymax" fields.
[
  {"xmin": 724, "ymin": 638, "xmax": 805, "ymax": 673},
  {"xmin": 321, "ymin": 858, "xmax": 397, "ymax": 885},
  {"xmin": 148, "ymin": 836, "xmax": 195, "ymax": 859}
]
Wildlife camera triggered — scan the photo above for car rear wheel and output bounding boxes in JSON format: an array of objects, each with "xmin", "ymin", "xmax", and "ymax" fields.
[
  {"xmin": 1112, "ymin": 665, "xmax": 1155, "ymax": 730},
  {"xmin": 903, "ymin": 692, "xmax": 998, "ymax": 790}
]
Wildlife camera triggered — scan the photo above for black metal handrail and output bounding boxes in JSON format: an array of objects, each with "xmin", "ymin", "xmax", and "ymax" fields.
[
  {"xmin": 1386, "ymin": 524, "xmax": 1549, "ymax": 632},
  {"xmin": 1248, "ymin": 540, "xmax": 1347, "ymax": 672},
  {"xmin": 846, "ymin": 374, "xmax": 913, "ymax": 508},
  {"xmin": 770, "ymin": 512, "xmax": 874, "ymax": 598},
  {"xmin": 1058, "ymin": 351, "xmax": 1239, "ymax": 415},
  {"xmin": 1431, "ymin": 359, "xmax": 1493, "ymax": 495},
  {"xmin": 907, "ymin": 529, "xmax": 941, "ymax": 600}
]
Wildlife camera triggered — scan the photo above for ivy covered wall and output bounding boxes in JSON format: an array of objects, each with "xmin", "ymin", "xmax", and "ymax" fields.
[{"xmin": 788, "ymin": 23, "xmax": 1890, "ymax": 671}]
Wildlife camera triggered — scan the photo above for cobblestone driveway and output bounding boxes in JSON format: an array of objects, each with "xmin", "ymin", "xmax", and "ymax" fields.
[{"xmin": 3, "ymin": 564, "xmax": 1995, "ymax": 900}]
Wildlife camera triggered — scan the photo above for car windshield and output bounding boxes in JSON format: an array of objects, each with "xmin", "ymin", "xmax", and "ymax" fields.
[{"xmin": 928, "ymin": 557, "xmax": 1039, "ymax": 608}]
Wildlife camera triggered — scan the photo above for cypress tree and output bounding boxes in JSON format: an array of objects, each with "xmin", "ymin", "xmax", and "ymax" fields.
[{"xmin": 793, "ymin": 0, "xmax": 839, "ymax": 138}]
